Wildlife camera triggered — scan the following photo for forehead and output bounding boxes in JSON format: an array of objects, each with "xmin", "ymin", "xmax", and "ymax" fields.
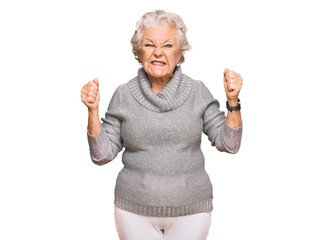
[{"xmin": 141, "ymin": 26, "xmax": 178, "ymax": 42}]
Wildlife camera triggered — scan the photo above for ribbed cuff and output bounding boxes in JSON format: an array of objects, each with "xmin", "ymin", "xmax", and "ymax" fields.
[
  {"xmin": 224, "ymin": 120, "xmax": 242, "ymax": 132},
  {"xmin": 114, "ymin": 194, "xmax": 213, "ymax": 217},
  {"xmin": 87, "ymin": 128, "xmax": 107, "ymax": 160},
  {"xmin": 222, "ymin": 121, "xmax": 243, "ymax": 153}
]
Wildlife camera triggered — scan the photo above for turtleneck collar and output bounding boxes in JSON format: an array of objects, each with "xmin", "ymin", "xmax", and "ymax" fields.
[{"xmin": 127, "ymin": 66, "xmax": 193, "ymax": 113}]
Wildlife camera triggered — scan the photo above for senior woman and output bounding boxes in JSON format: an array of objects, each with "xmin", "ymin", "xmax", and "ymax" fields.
[{"xmin": 81, "ymin": 10, "xmax": 242, "ymax": 240}]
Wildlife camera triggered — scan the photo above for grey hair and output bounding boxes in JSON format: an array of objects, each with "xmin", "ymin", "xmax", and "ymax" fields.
[{"xmin": 131, "ymin": 10, "xmax": 191, "ymax": 64}]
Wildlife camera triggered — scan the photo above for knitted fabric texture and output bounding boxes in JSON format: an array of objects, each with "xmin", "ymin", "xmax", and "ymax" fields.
[{"xmin": 87, "ymin": 66, "xmax": 242, "ymax": 217}]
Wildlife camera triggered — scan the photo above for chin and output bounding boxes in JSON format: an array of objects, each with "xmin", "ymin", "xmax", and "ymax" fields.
[{"xmin": 147, "ymin": 69, "xmax": 171, "ymax": 80}]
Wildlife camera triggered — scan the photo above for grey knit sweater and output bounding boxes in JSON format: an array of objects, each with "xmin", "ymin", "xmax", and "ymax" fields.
[{"xmin": 87, "ymin": 66, "xmax": 242, "ymax": 217}]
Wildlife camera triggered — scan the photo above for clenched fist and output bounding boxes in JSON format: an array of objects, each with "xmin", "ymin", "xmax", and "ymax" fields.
[
  {"xmin": 223, "ymin": 68, "xmax": 243, "ymax": 105},
  {"xmin": 81, "ymin": 78, "xmax": 100, "ymax": 111}
]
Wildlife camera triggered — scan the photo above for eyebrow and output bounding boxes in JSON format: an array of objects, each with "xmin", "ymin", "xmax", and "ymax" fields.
[
  {"xmin": 142, "ymin": 38, "xmax": 175, "ymax": 44},
  {"xmin": 142, "ymin": 38, "xmax": 153, "ymax": 42}
]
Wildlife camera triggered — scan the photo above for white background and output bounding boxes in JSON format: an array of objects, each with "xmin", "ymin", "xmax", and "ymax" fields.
[{"xmin": 1, "ymin": 0, "xmax": 321, "ymax": 239}]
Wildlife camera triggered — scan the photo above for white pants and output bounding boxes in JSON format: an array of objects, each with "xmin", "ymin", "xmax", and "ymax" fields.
[{"xmin": 114, "ymin": 206, "xmax": 212, "ymax": 240}]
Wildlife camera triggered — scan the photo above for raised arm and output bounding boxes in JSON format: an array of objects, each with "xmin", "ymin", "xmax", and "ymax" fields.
[
  {"xmin": 81, "ymin": 78, "xmax": 101, "ymax": 135},
  {"xmin": 224, "ymin": 68, "xmax": 242, "ymax": 129},
  {"xmin": 201, "ymin": 68, "xmax": 243, "ymax": 154},
  {"xmin": 81, "ymin": 79, "xmax": 123, "ymax": 165}
]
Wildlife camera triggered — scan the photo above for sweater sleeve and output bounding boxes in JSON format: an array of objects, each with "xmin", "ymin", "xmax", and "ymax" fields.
[
  {"xmin": 87, "ymin": 87, "xmax": 124, "ymax": 165},
  {"xmin": 200, "ymin": 81, "xmax": 242, "ymax": 154}
]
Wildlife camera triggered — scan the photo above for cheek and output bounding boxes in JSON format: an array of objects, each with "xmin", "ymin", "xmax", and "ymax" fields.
[
  {"xmin": 170, "ymin": 53, "xmax": 181, "ymax": 65},
  {"xmin": 138, "ymin": 50, "xmax": 149, "ymax": 61},
  {"xmin": 170, "ymin": 51, "xmax": 182, "ymax": 64}
]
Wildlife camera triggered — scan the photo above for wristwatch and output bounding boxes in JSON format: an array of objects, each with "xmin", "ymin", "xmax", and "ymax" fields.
[{"xmin": 226, "ymin": 99, "xmax": 241, "ymax": 112}]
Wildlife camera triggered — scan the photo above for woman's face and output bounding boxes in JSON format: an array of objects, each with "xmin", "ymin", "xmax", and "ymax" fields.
[{"xmin": 136, "ymin": 26, "xmax": 183, "ymax": 82}]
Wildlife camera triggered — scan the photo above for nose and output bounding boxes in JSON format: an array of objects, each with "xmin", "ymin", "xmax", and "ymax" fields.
[{"xmin": 153, "ymin": 46, "xmax": 163, "ymax": 56}]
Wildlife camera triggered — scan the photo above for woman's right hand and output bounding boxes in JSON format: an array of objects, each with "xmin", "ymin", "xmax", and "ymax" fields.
[{"xmin": 81, "ymin": 78, "xmax": 100, "ymax": 111}]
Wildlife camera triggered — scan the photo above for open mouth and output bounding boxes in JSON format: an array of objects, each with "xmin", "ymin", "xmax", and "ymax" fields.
[{"xmin": 151, "ymin": 61, "xmax": 166, "ymax": 66}]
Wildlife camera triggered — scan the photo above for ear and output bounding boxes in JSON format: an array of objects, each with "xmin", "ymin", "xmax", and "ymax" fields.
[
  {"xmin": 177, "ymin": 51, "xmax": 183, "ymax": 64},
  {"xmin": 136, "ymin": 49, "xmax": 142, "ymax": 63}
]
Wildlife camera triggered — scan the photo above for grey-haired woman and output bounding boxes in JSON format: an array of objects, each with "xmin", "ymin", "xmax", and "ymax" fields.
[{"xmin": 81, "ymin": 10, "xmax": 243, "ymax": 240}]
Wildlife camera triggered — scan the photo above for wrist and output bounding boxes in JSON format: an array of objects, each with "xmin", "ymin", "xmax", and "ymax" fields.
[
  {"xmin": 88, "ymin": 108, "xmax": 99, "ymax": 115},
  {"xmin": 227, "ymin": 99, "xmax": 239, "ymax": 107},
  {"xmin": 226, "ymin": 98, "xmax": 241, "ymax": 112}
]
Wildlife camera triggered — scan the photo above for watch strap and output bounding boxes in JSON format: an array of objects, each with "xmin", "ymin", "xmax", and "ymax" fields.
[{"xmin": 226, "ymin": 99, "xmax": 241, "ymax": 112}]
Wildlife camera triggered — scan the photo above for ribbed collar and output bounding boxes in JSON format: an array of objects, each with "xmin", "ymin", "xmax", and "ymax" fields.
[{"xmin": 127, "ymin": 66, "xmax": 193, "ymax": 113}]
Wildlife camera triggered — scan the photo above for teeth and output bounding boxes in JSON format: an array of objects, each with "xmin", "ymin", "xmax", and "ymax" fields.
[{"xmin": 152, "ymin": 61, "xmax": 165, "ymax": 65}]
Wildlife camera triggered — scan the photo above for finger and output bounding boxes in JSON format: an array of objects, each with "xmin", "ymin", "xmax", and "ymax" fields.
[
  {"xmin": 227, "ymin": 78, "xmax": 237, "ymax": 84},
  {"xmin": 81, "ymin": 87, "xmax": 86, "ymax": 96},
  {"xmin": 226, "ymin": 75, "xmax": 241, "ymax": 82},
  {"xmin": 224, "ymin": 80, "xmax": 233, "ymax": 92},
  {"xmin": 224, "ymin": 79, "xmax": 228, "ymax": 90},
  {"xmin": 224, "ymin": 76, "xmax": 237, "ymax": 84},
  {"xmin": 225, "ymin": 71, "xmax": 236, "ymax": 80},
  {"xmin": 229, "ymin": 70, "xmax": 242, "ymax": 79},
  {"xmin": 93, "ymin": 78, "xmax": 99, "ymax": 87},
  {"xmin": 86, "ymin": 88, "xmax": 100, "ymax": 104},
  {"xmin": 94, "ymin": 90, "xmax": 100, "ymax": 103},
  {"xmin": 230, "ymin": 77, "xmax": 242, "ymax": 89},
  {"xmin": 224, "ymin": 68, "xmax": 229, "ymax": 76},
  {"xmin": 81, "ymin": 94, "xmax": 86, "ymax": 104},
  {"xmin": 88, "ymin": 81, "xmax": 98, "ymax": 89},
  {"xmin": 81, "ymin": 89, "xmax": 90, "ymax": 101},
  {"xmin": 86, "ymin": 85, "xmax": 98, "ymax": 94},
  {"xmin": 228, "ymin": 83, "xmax": 237, "ymax": 90},
  {"xmin": 86, "ymin": 96, "xmax": 95, "ymax": 104},
  {"xmin": 227, "ymin": 71, "xmax": 238, "ymax": 80},
  {"xmin": 224, "ymin": 74, "xmax": 230, "ymax": 82},
  {"xmin": 86, "ymin": 91, "xmax": 97, "ymax": 99},
  {"xmin": 226, "ymin": 69, "xmax": 240, "ymax": 77}
]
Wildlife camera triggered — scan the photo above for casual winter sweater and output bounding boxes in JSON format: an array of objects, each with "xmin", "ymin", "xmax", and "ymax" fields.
[{"xmin": 87, "ymin": 66, "xmax": 242, "ymax": 217}]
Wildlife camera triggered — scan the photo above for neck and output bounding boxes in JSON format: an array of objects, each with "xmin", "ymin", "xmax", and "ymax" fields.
[
  {"xmin": 129, "ymin": 65, "xmax": 192, "ymax": 112},
  {"xmin": 147, "ymin": 74, "xmax": 172, "ymax": 94}
]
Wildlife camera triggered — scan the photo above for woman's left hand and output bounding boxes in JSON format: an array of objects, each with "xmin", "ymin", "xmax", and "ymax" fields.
[{"xmin": 223, "ymin": 68, "xmax": 243, "ymax": 105}]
